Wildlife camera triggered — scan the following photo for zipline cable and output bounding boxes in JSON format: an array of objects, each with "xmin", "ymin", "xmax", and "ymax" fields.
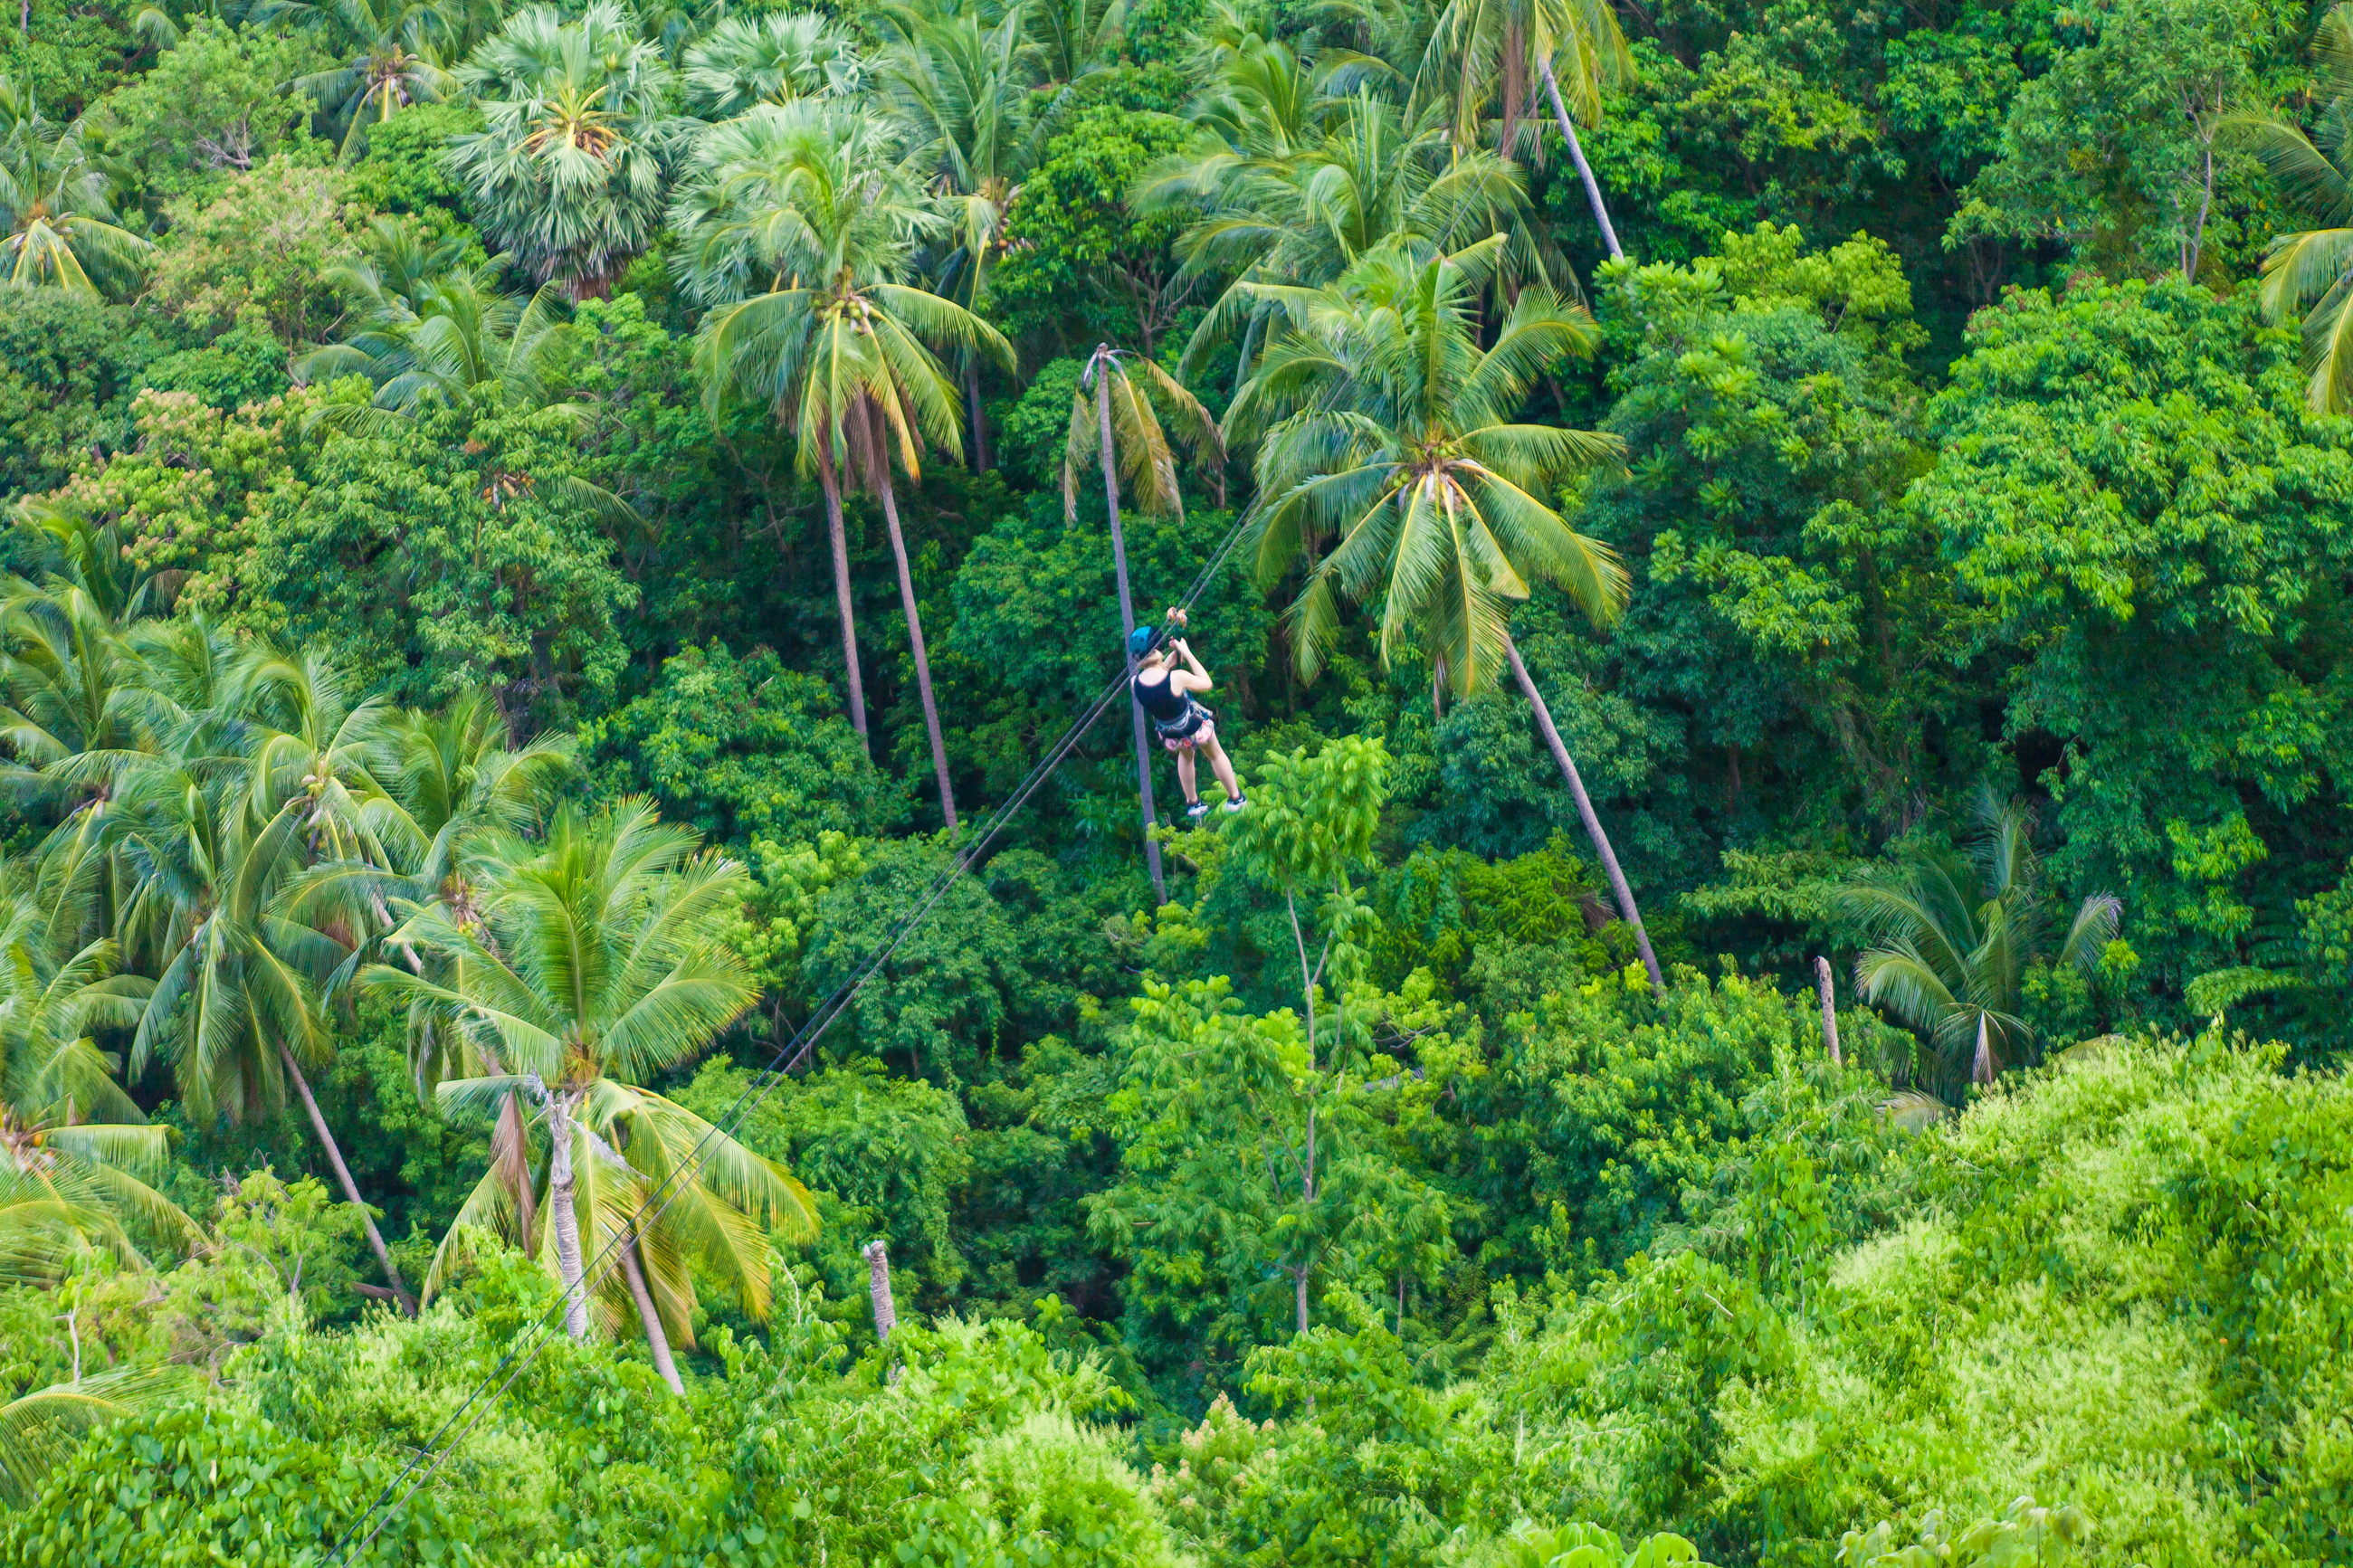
[{"xmin": 325, "ymin": 501, "xmax": 1259, "ymax": 1566}]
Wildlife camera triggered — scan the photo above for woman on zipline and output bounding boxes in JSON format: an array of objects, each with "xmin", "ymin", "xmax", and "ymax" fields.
[{"xmin": 1130, "ymin": 609, "xmax": 1246, "ymax": 821}]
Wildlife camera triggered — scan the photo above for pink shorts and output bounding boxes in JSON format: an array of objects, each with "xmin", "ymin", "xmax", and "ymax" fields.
[{"xmin": 1163, "ymin": 718, "xmax": 1215, "ymax": 754}]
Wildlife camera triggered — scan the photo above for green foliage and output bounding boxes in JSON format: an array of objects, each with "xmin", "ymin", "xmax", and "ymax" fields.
[
  {"xmin": 991, "ymin": 104, "xmax": 1196, "ymax": 355},
  {"xmin": 80, "ymin": 21, "xmax": 324, "ymax": 209},
  {"xmin": 0, "ymin": 280, "xmax": 168, "ymax": 499},
  {"xmin": 142, "ymin": 157, "xmax": 362, "ymax": 342},
  {"xmin": 582, "ymin": 641, "xmax": 902, "ymax": 849},
  {"xmin": 0, "ymin": 1402, "xmax": 468, "ymax": 1565},
  {"xmin": 1913, "ymin": 275, "xmax": 2353, "ymax": 1039}
]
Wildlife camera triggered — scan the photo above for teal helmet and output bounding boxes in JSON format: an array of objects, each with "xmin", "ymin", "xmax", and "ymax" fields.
[{"xmin": 1127, "ymin": 623, "xmax": 1163, "ymax": 659}]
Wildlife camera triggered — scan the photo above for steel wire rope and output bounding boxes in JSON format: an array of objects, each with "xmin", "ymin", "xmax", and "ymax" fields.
[{"xmin": 324, "ymin": 500, "xmax": 1260, "ymax": 1566}]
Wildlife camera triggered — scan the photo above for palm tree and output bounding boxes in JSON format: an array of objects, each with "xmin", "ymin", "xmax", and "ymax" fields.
[
  {"xmin": 1230, "ymin": 237, "xmax": 1664, "ymax": 993},
  {"xmin": 681, "ymin": 11, "xmax": 863, "ymax": 118},
  {"xmin": 0, "ymin": 883, "xmax": 197, "ymax": 1288},
  {"xmin": 2233, "ymin": 4, "xmax": 2353, "ymax": 411},
  {"xmin": 1418, "ymin": 0, "xmax": 1632, "ymax": 259},
  {"xmin": 1, "ymin": 1365, "xmax": 194, "ymax": 1506},
  {"xmin": 1064, "ymin": 344, "xmax": 1224, "ymax": 902},
  {"xmin": 1839, "ymin": 788, "xmax": 2122, "ymax": 1088},
  {"xmin": 0, "ymin": 77, "xmax": 153, "ymax": 296},
  {"xmin": 873, "ymin": 0, "xmax": 1043, "ymax": 470},
  {"xmin": 106, "ymin": 646, "xmax": 419, "ymax": 1312},
  {"xmin": 680, "ymin": 103, "xmax": 1015, "ymax": 825},
  {"xmin": 261, "ymin": 0, "xmax": 462, "ymax": 159},
  {"xmin": 446, "ymin": 2, "xmax": 691, "ymax": 299},
  {"xmin": 365, "ymin": 802, "xmax": 815, "ymax": 1389},
  {"xmin": 298, "ymin": 219, "xmax": 576, "ymax": 415},
  {"xmin": 1135, "ymin": 50, "xmax": 1533, "ymax": 383}
]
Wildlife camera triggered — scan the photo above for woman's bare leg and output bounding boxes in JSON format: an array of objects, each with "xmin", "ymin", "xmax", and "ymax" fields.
[
  {"xmin": 1201, "ymin": 736, "xmax": 1241, "ymax": 802},
  {"xmin": 1175, "ymin": 746, "xmax": 1198, "ymax": 804}
]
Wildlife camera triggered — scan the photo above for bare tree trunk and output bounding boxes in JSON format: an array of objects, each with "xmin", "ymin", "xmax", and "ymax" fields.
[
  {"xmin": 1814, "ymin": 955, "xmax": 1842, "ymax": 1069},
  {"xmin": 866, "ymin": 404, "xmax": 957, "ymax": 832},
  {"xmin": 813, "ymin": 436, "xmax": 869, "ymax": 751},
  {"xmin": 1504, "ymin": 636, "xmax": 1663, "ymax": 996},
  {"xmin": 1293, "ymin": 1266, "xmax": 1310, "ymax": 1337},
  {"xmin": 278, "ymin": 1040, "xmax": 416, "ymax": 1316},
  {"xmin": 1098, "ymin": 356, "xmax": 1167, "ymax": 905},
  {"xmin": 862, "ymin": 1239, "xmax": 898, "ymax": 1341},
  {"xmin": 545, "ymin": 1091, "xmax": 589, "ymax": 1340},
  {"xmin": 965, "ymin": 358, "xmax": 991, "ymax": 474},
  {"xmin": 1972, "ymin": 1012, "xmax": 1996, "ymax": 1087},
  {"xmin": 1538, "ymin": 57, "xmax": 1624, "ymax": 261},
  {"xmin": 618, "ymin": 1239, "xmax": 684, "ymax": 1394}
]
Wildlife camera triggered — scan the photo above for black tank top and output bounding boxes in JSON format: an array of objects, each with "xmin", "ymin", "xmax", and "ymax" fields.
[{"xmin": 1133, "ymin": 670, "xmax": 1190, "ymax": 722}]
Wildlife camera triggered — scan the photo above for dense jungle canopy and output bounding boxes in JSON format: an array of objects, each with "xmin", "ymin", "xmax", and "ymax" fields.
[{"xmin": 2, "ymin": 0, "xmax": 2351, "ymax": 1562}]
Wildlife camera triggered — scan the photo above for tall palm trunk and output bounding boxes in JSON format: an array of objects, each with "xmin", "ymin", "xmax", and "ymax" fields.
[
  {"xmin": 1538, "ymin": 56, "xmax": 1624, "ymax": 261},
  {"xmin": 278, "ymin": 1040, "xmax": 416, "ymax": 1315},
  {"xmin": 1972, "ymin": 1012, "xmax": 1996, "ymax": 1087},
  {"xmin": 618, "ymin": 1238, "xmax": 684, "ymax": 1393},
  {"xmin": 965, "ymin": 358, "xmax": 991, "ymax": 474},
  {"xmin": 865, "ymin": 402, "xmax": 957, "ymax": 832},
  {"xmin": 1505, "ymin": 636, "xmax": 1662, "ymax": 996},
  {"xmin": 545, "ymin": 1090, "xmax": 589, "ymax": 1340},
  {"xmin": 1097, "ymin": 362, "xmax": 1167, "ymax": 905},
  {"xmin": 812, "ymin": 435, "xmax": 870, "ymax": 751}
]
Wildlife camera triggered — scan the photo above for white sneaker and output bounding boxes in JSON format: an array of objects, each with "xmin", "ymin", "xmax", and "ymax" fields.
[
  {"xmin": 1221, "ymin": 795, "xmax": 1248, "ymax": 813},
  {"xmin": 1185, "ymin": 800, "xmax": 1211, "ymax": 822}
]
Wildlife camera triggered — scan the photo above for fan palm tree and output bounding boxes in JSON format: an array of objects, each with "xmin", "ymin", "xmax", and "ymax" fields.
[
  {"xmin": 681, "ymin": 11, "xmax": 863, "ymax": 118},
  {"xmin": 1230, "ymin": 237, "xmax": 1662, "ymax": 993},
  {"xmin": 2233, "ymin": 4, "xmax": 2353, "ymax": 412},
  {"xmin": 261, "ymin": 0, "xmax": 462, "ymax": 158},
  {"xmin": 1064, "ymin": 344, "xmax": 1224, "ymax": 902},
  {"xmin": 365, "ymin": 802, "xmax": 815, "ymax": 1389},
  {"xmin": 680, "ymin": 103, "xmax": 1015, "ymax": 826},
  {"xmin": 446, "ymin": 2, "xmax": 691, "ymax": 299},
  {"xmin": 0, "ymin": 77, "xmax": 153, "ymax": 296},
  {"xmin": 1418, "ymin": 0, "xmax": 1633, "ymax": 258},
  {"xmin": 1839, "ymin": 788, "xmax": 2122, "ymax": 1088}
]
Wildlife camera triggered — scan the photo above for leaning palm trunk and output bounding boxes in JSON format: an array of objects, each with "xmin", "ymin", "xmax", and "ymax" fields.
[
  {"xmin": 812, "ymin": 438, "xmax": 870, "ymax": 750},
  {"xmin": 278, "ymin": 1040, "xmax": 416, "ymax": 1314},
  {"xmin": 544, "ymin": 1091, "xmax": 589, "ymax": 1340},
  {"xmin": 1506, "ymin": 637, "xmax": 1662, "ymax": 995},
  {"xmin": 1098, "ymin": 374, "xmax": 1168, "ymax": 904},
  {"xmin": 1972, "ymin": 1012, "xmax": 1996, "ymax": 1087},
  {"xmin": 1538, "ymin": 57, "xmax": 1624, "ymax": 261},
  {"xmin": 618, "ymin": 1238, "xmax": 684, "ymax": 1393},
  {"xmin": 865, "ymin": 402, "xmax": 957, "ymax": 832}
]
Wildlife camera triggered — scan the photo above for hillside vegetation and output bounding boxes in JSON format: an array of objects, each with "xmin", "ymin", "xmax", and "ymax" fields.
[{"xmin": 3, "ymin": 0, "xmax": 2352, "ymax": 1562}]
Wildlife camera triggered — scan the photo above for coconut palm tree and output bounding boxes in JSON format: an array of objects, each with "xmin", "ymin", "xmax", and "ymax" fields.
[
  {"xmin": 1230, "ymin": 236, "xmax": 1663, "ymax": 993},
  {"xmin": 105, "ymin": 646, "xmax": 419, "ymax": 1311},
  {"xmin": 2232, "ymin": 4, "xmax": 2353, "ymax": 411},
  {"xmin": 446, "ymin": 1, "xmax": 691, "ymax": 299},
  {"xmin": 260, "ymin": 0, "xmax": 462, "ymax": 158},
  {"xmin": 364, "ymin": 802, "xmax": 815, "ymax": 1390},
  {"xmin": 1135, "ymin": 48, "xmax": 1531, "ymax": 383},
  {"xmin": 0, "ymin": 882, "xmax": 196, "ymax": 1288},
  {"xmin": 0, "ymin": 1364, "xmax": 195, "ymax": 1506},
  {"xmin": 873, "ymin": 0, "xmax": 1043, "ymax": 470},
  {"xmin": 0, "ymin": 77, "xmax": 153, "ymax": 296},
  {"xmin": 679, "ymin": 103, "xmax": 1015, "ymax": 825},
  {"xmin": 681, "ymin": 10, "xmax": 863, "ymax": 118},
  {"xmin": 1064, "ymin": 344, "xmax": 1224, "ymax": 902},
  {"xmin": 297, "ymin": 219, "xmax": 577, "ymax": 416},
  {"xmin": 1418, "ymin": 0, "xmax": 1632, "ymax": 258},
  {"xmin": 1839, "ymin": 787, "xmax": 2122, "ymax": 1088}
]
